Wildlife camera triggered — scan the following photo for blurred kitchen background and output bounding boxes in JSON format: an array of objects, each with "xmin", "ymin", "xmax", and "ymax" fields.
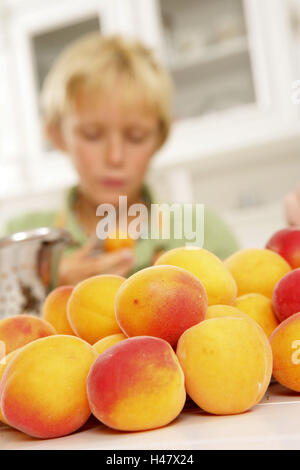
[{"xmin": 1, "ymin": 0, "xmax": 300, "ymax": 248}]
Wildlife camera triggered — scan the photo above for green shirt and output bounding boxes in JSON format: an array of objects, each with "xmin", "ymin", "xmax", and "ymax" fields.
[{"xmin": 3, "ymin": 186, "xmax": 239, "ymax": 275}]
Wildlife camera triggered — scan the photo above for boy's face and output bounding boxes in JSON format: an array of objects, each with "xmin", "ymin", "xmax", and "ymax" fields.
[{"xmin": 58, "ymin": 88, "xmax": 162, "ymax": 207}]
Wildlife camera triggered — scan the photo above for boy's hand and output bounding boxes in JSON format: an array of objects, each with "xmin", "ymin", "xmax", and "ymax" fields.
[
  {"xmin": 285, "ymin": 184, "xmax": 300, "ymax": 226},
  {"xmin": 58, "ymin": 239, "xmax": 135, "ymax": 286}
]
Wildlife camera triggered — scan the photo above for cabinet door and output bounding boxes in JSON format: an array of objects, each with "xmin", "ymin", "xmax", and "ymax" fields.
[
  {"xmin": 140, "ymin": 0, "xmax": 257, "ymax": 120},
  {"xmin": 0, "ymin": 11, "xmax": 25, "ymax": 199},
  {"xmin": 131, "ymin": 0, "xmax": 298, "ymax": 170},
  {"xmin": 290, "ymin": 0, "xmax": 300, "ymax": 77},
  {"xmin": 5, "ymin": 0, "xmax": 117, "ymax": 189},
  {"xmin": 32, "ymin": 17, "xmax": 100, "ymax": 95}
]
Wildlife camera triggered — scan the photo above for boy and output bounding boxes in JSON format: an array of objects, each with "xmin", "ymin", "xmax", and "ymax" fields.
[
  {"xmin": 5, "ymin": 34, "xmax": 239, "ymax": 285},
  {"xmin": 285, "ymin": 183, "xmax": 300, "ymax": 226}
]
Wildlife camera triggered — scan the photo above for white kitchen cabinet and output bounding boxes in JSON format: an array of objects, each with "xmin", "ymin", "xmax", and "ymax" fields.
[
  {"xmin": 144, "ymin": 0, "xmax": 256, "ymax": 119},
  {"xmin": 0, "ymin": 4, "xmax": 26, "ymax": 199},
  {"xmin": 132, "ymin": 0, "xmax": 299, "ymax": 170},
  {"xmin": 0, "ymin": 0, "xmax": 299, "ymax": 200},
  {"xmin": 0, "ymin": 0, "xmax": 120, "ymax": 197},
  {"xmin": 289, "ymin": 0, "xmax": 300, "ymax": 120}
]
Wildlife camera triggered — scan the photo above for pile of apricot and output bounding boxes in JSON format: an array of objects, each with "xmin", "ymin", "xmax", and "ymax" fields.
[{"xmin": 0, "ymin": 240, "xmax": 300, "ymax": 439}]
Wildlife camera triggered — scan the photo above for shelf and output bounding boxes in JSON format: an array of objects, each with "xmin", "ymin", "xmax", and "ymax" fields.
[
  {"xmin": 152, "ymin": 113, "xmax": 300, "ymax": 171},
  {"xmin": 168, "ymin": 36, "xmax": 249, "ymax": 73}
]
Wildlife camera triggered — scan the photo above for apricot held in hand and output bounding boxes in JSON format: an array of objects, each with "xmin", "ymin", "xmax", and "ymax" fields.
[
  {"xmin": 67, "ymin": 274, "xmax": 125, "ymax": 344},
  {"xmin": 176, "ymin": 316, "xmax": 272, "ymax": 415},
  {"xmin": 104, "ymin": 230, "xmax": 135, "ymax": 252},
  {"xmin": 87, "ymin": 336, "xmax": 186, "ymax": 431},
  {"xmin": 115, "ymin": 265, "xmax": 208, "ymax": 347},
  {"xmin": 0, "ymin": 335, "xmax": 97, "ymax": 438},
  {"xmin": 0, "ymin": 315, "xmax": 56, "ymax": 354}
]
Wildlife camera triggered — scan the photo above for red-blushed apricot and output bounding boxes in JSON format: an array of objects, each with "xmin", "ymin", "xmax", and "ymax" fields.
[
  {"xmin": 115, "ymin": 265, "xmax": 208, "ymax": 347},
  {"xmin": 0, "ymin": 335, "xmax": 97, "ymax": 438},
  {"xmin": 266, "ymin": 228, "xmax": 300, "ymax": 269},
  {"xmin": 0, "ymin": 341, "xmax": 5, "ymax": 361},
  {"xmin": 176, "ymin": 317, "xmax": 272, "ymax": 415},
  {"xmin": 67, "ymin": 274, "xmax": 125, "ymax": 344},
  {"xmin": 0, "ymin": 348, "xmax": 23, "ymax": 423},
  {"xmin": 104, "ymin": 230, "xmax": 135, "ymax": 252},
  {"xmin": 42, "ymin": 286, "xmax": 74, "ymax": 335},
  {"xmin": 87, "ymin": 336, "xmax": 186, "ymax": 431},
  {"xmin": 0, "ymin": 315, "xmax": 56, "ymax": 354},
  {"xmin": 224, "ymin": 249, "xmax": 291, "ymax": 298},
  {"xmin": 270, "ymin": 312, "xmax": 300, "ymax": 392},
  {"xmin": 272, "ymin": 269, "xmax": 300, "ymax": 323},
  {"xmin": 93, "ymin": 333, "xmax": 127, "ymax": 355},
  {"xmin": 155, "ymin": 247, "xmax": 237, "ymax": 306},
  {"xmin": 235, "ymin": 293, "xmax": 279, "ymax": 337}
]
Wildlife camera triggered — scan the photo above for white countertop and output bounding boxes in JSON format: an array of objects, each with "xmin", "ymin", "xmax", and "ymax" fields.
[{"xmin": 1, "ymin": 383, "xmax": 300, "ymax": 450}]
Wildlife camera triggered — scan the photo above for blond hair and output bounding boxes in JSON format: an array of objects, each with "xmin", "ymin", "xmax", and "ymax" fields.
[{"xmin": 41, "ymin": 34, "xmax": 173, "ymax": 146}]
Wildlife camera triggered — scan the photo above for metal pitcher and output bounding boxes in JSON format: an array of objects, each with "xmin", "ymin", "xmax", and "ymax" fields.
[{"xmin": 0, "ymin": 227, "xmax": 72, "ymax": 319}]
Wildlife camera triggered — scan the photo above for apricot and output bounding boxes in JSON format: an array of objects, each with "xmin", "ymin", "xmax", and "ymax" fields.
[
  {"xmin": 272, "ymin": 269, "xmax": 300, "ymax": 323},
  {"xmin": 0, "ymin": 341, "xmax": 5, "ymax": 362},
  {"xmin": 235, "ymin": 293, "xmax": 279, "ymax": 337},
  {"xmin": 42, "ymin": 286, "xmax": 74, "ymax": 335},
  {"xmin": 225, "ymin": 249, "xmax": 291, "ymax": 298},
  {"xmin": 176, "ymin": 317, "xmax": 272, "ymax": 415},
  {"xmin": 87, "ymin": 336, "xmax": 186, "ymax": 431},
  {"xmin": 270, "ymin": 312, "xmax": 300, "ymax": 392},
  {"xmin": 0, "ymin": 348, "xmax": 21, "ymax": 423},
  {"xmin": 104, "ymin": 230, "xmax": 135, "ymax": 252},
  {"xmin": 206, "ymin": 305, "xmax": 249, "ymax": 320},
  {"xmin": 115, "ymin": 265, "xmax": 207, "ymax": 347},
  {"xmin": 0, "ymin": 335, "xmax": 97, "ymax": 438},
  {"xmin": 266, "ymin": 228, "xmax": 300, "ymax": 269},
  {"xmin": 0, "ymin": 315, "xmax": 56, "ymax": 354},
  {"xmin": 93, "ymin": 333, "xmax": 127, "ymax": 355},
  {"xmin": 67, "ymin": 275, "xmax": 125, "ymax": 344},
  {"xmin": 155, "ymin": 247, "xmax": 237, "ymax": 306}
]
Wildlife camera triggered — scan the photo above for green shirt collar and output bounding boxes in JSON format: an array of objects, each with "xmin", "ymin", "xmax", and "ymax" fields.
[{"xmin": 63, "ymin": 185, "xmax": 154, "ymax": 246}]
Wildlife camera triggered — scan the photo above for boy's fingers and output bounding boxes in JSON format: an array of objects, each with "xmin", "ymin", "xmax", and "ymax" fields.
[
  {"xmin": 79, "ymin": 236, "xmax": 104, "ymax": 258},
  {"xmin": 58, "ymin": 248, "xmax": 135, "ymax": 284},
  {"xmin": 295, "ymin": 183, "xmax": 300, "ymax": 200},
  {"xmin": 284, "ymin": 192, "xmax": 300, "ymax": 226},
  {"xmin": 112, "ymin": 265, "xmax": 135, "ymax": 277},
  {"xmin": 93, "ymin": 249, "xmax": 135, "ymax": 272},
  {"xmin": 104, "ymin": 253, "xmax": 136, "ymax": 277}
]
